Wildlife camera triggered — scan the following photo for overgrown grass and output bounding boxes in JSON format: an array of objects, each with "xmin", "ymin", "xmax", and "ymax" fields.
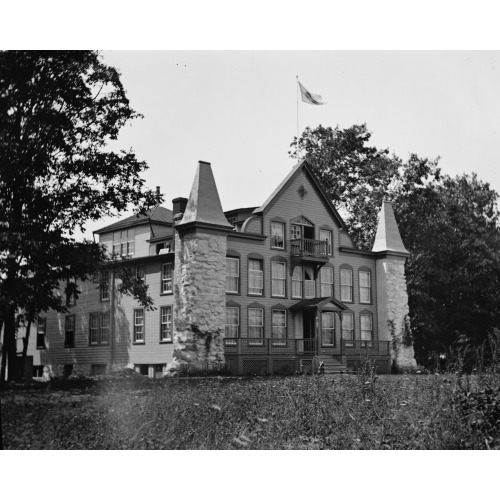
[{"xmin": 3, "ymin": 365, "xmax": 500, "ymax": 449}]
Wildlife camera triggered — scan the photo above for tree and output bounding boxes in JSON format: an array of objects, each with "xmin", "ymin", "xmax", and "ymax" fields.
[
  {"xmin": 0, "ymin": 51, "xmax": 159, "ymax": 382},
  {"xmin": 291, "ymin": 124, "xmax": 500, "ymax": 356}
]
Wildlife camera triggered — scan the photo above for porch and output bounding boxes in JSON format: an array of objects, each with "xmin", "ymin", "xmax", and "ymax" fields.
[{"xmin": 223, "ymin": 338, "xmax": 392, "ymax": 375}]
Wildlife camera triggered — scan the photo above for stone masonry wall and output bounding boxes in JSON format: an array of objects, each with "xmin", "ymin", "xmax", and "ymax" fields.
[
  {"xmin": 379, "ymin": 256, "xmax": 417, "ymax": 369},
  {"xmin": 167, "ymin": 231, "xmax": 227, "ymax": 373}
]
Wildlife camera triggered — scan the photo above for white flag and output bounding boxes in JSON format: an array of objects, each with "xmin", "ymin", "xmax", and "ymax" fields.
[{"xmin": 298, "ymin": 81, "xmax": 326, "ymax": 105}]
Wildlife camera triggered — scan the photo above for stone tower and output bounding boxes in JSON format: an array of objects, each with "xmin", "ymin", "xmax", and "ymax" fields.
[
  {"xmin": 372, "ymin": 201, "xmax": 417, "ymax": 370},
  {"xmin": 166, "ymin": 161, "xmax": 233, "ymax": 374}
]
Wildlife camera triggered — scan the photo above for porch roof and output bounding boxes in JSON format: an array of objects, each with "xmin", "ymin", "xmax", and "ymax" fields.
[{"xmin": 289, "ymin": 297, "xmax": 349, "ymax": 312}]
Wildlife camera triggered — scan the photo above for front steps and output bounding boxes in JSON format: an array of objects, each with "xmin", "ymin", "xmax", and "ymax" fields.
[{"xmin": 317, "ymin": 356, "xmax": 350, "ymax": 374}]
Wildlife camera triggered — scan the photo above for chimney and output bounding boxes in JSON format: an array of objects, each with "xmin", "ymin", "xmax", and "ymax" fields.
[
  {"xmin": 156, "ymin": 186, "xmax": 161, "ymax": 206},
  {"xmin": 172, "ymin": 197, "xmax": 188, "ymax": 224}
]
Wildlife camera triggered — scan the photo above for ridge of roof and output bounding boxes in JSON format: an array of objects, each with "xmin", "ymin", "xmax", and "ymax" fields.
[
  {"xmin": 252, "ymin": 159, "xmax": 347, "ymax": 230},
  {"xmin": 94, "ymin": 205, "xmax": 173, "ymax": 234}
]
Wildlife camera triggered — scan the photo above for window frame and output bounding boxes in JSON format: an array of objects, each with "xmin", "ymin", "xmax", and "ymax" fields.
[
  {"xmin": 342, "ymin": 311, "xmax": 355, "ymax": 345},
  {"xmin": 36, "ymin": 317, "xmax": 46, "ymax": 349},
  {"xmin": 271, "ymin": 308, "xmax": 287, "ymax": 346},
  {"xmin": 319, "ymin": 229, "xmax": 333, "ymax": 256},
  {"xmin": 226, "ymin": 257, "xmax": 240, "ymax": 294},
  {"xmin": 160, "ymin": 305, "xmax": 173, "ymax": 343},
  {"xmin": 292, "ymin": 265, "xmax": 303, "ymax": 299},
  {"xmin": 271, "ymin": 260, "xmax": 287, "ymax": 298},
  {"xmin": 64, "ymin": 314, "xmax": 76, "ymax": 348},
  {"xmin": 99, "ymin": 269, "xmax": 110, "ymax": 302},
  {"xmin": 248, "ymin": 258, "xmax": 264, "ymax": 296},
  {"xmin": 360, "ymin": 313, "xmax": 373, "ymax": 343},
  {"xmin": 270, "ymin": 221, "xmax": 285, "ymax": 250},
  {"xmin": 248, "ymin": 307, "xmax": 264, "ymax": 345},
  {"xmin": 136, "ymin": 264, "xmax": 145, "ymax": 284},
  {"xmin": 320, "ymin": 266, "xmax": 334, "ymax": 298},
  {"xmin": 133, "ymin": 309, "xmax": 145, "ymax": 344},
  {"xmin": 161, "ymin": 262, "xmax": 173, "ymax": 295},
  {"xmin": 225, "ymin": 306, "xmax": 240, "ymax": 343},
  {"xmin": 359, "ymin": 269, "xmax": 372, "ymax": 304},
  {"xmin": 340, "ymin": 267, "xmax": 353, "ymax": 303},
  {"xmin": 321, "ymin": 311, "xmax": 335, "ymax": 347}
]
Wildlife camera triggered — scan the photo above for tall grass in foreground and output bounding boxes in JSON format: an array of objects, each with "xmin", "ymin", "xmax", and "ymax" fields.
[{"xmin": 2, "ymin": 365, "xmax": 500, "ymax": 449}]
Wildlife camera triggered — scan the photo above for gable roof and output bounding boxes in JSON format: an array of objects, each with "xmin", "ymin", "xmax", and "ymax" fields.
[
  {"xmin": 94, "ymin": 205, "xmax": 173, "ymax": 235},
  {"xmin": 252, "ymin": 159, "xmax": 347, "ymax": 230},
  {"xmin": 372, "ymin": 200, "xmax": 409, "ymax": 256}
]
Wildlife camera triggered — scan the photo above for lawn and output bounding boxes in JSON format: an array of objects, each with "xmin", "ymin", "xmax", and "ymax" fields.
[{"xmin": 2, "ymin": 369, "xmax": 499, "ymax": 449}]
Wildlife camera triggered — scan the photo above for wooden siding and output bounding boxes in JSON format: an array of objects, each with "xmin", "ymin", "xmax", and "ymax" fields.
[
  {"xmin": 31, "ymin": 257, "xmax": 175, "ymax": 367},
  {"xmin": 226, "ymin": 166, "xmax": 379, "ymax": 346}
]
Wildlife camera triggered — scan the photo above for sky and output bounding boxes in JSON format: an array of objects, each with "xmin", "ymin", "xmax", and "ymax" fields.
[{"xmin": 80, "ymin": 50, "xmax": 500, "ymax": 239}]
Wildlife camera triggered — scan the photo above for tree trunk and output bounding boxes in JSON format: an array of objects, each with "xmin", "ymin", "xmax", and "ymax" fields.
[
  {"xmin": 1, "ymin": 309, "xmax": 17, "ymax": 382},
  {"xmin": 22, "ymin": 319, "xmax": 31, "ymax": 359}
]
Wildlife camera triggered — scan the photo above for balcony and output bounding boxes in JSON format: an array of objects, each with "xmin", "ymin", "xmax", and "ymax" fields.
[{"xmin": 290, "ymin": 238, "xmax": 330, "ymax": 267}]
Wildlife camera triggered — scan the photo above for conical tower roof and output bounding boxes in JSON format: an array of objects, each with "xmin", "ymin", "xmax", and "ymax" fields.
[
  {"xmin": 178, "ymin": 161, "xmax": 233, "ymax": 229},
  {"xmin": 372, "ymin": 200, "xmax": 409, "ymax": 255}
]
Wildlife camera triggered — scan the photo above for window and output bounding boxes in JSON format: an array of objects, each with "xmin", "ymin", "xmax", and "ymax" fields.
[
  {"xmin": 360, "ymin": 314, "xmax": 373, "ymax": 342},
  {"xmin": 134, "ymin": 309, "xmax": 145, "ymax": 343},
  {"xmin": 340, "ymin": 268, "xmax": 353, "ymax": 302},
  {"xmin": 248, "ymin": 308, "xmax": 264, "ymax": 344},
  {"xmin": 271, "ymin": 261, "xmax": 286, "ymax": 297},
  {"xmin": 304, "ymin": 265, "xmax": 315, "ymax": 299},
  {"xmin": 321, "ymin": 311, "xmax": 335, "ymax": 346},
  {"xmin": 161, "ymin": 263, "xmax": 173, "ymax": 294},
  {"xmin": 89, "ymin": 313, "xmax": 110, "ymax": 345},
  {"xmin": 160, "ymin": 306, "xmax": 173, "ymax": 342},
  {"xmin": 100, "ymin": 314, "xmax": 110, "ymax": 344},
  {"xmin": 136, "ymin": 264, "xmax": 145, "ymax": 284},
  {"xmin": 320, "ymin": 267, "xmax": 334, "ymax": 297},
  {"xmin": 319, "ymin": 229, "xmax": 333, "ymax": 255},
  {"xmin": 65, "ymin": 315, "xmax": 75, "ymax": 348},
  {"xmin": 248, "ymin": 259, "xmax": 263, "ymax": 295},
  {"xmin": 66, "ymin": 277, "xmax": 77, "ymax": 306},
  {"xmin": 292, "ymin": 265, "xmax": 303, "ymax": 298},
  {"xmin": 271, "ymin": 222, "xmax": 285, "ymax": 249},
  {"xmin": 100, "ymin": 270, "xmax": 110, "ymax": 301},
  {"xmin": 36, "ymin": 317, "xmax": 46, "ymax": 349},
  {"xmin": 226, "ymin": 257, "xmax": 240, "ymax": 293},
  {"xmin": 359, "ymin": 270, "xmax": 371, "ymax": 304},
  {"xmin": 291, "ymin": 224, "xmax": 302, "ymax": 240},
  {"xmin": 342, "ymin": 312, "xmax": 354, "ymax": 344},
  {"xmin": 272, "ymin": 309, "xmax": 286, "ymax": 345},
  {"xmin": 225, "ymin": 307, "xmax": 239, "ymax": 341},
  {"xmin": 113, "ymin": 229, "xmax": 135, "ymax": 256}
]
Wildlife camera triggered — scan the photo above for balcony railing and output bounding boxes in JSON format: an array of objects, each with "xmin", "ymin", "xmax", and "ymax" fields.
[
  {"xmin": 224, "ymin": 338, "xmax": 391, "ymax": 357},
  {"xmin": 290, "ymin": 238, "xmax": 329, "ymax": 260},
  {"xmin": 341, "ymin": 339, "xmax": 391, "ymax": 356}
]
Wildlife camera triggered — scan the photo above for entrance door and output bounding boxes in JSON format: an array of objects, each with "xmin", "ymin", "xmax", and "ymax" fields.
[{"xmin": 303, "ymin": 310, "xmax": 316, "ymax": 354}]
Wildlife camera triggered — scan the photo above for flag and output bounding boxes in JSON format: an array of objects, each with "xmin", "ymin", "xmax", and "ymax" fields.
[{"xmin": 298, "ymin": 81, "xmax": 326, "ymax": 105}]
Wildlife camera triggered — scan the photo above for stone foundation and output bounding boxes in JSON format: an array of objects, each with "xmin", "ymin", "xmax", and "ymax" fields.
[{"xmin": 167, "ymin": 231, "xmax": 226, "ymax": 374}]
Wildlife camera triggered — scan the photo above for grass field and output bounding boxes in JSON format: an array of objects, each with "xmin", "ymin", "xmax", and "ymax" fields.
[{"xmin": 2, "ymin": 367, "xmax": 499, "ymax": 450}]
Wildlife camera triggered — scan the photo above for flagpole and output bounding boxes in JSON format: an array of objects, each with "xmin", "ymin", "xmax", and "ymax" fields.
[{"xmin": 296, "ymin": 75, "xmax": 300, "ymax": 161}]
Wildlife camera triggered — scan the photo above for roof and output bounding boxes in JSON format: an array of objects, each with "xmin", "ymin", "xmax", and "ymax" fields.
[
  {"xmin": 371, "ymin": 201, "xmax": 409, "ymax": 255},
  {"xmin": 94, "ymin": 205, "xmax": 173, "ymax": 234},
  {"xmin": 252, "ymin": 159, "xmax": 347, "ymax": 229},
  {"xmin": 178, "ymin": 161, "xmax": 233, "ymax": 230},
  {"xmin": 289, "ymin": 297, "xmax": 349, "ymax": 312}
]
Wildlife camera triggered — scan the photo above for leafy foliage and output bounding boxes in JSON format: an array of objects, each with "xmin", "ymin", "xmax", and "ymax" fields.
[
  {"xmin": 290, "ymin": 124, "xmax": 500, "ymax": 355},
  {"xmin": 0, "ymin": 51, "xmax": 158, "ymax": 380}
]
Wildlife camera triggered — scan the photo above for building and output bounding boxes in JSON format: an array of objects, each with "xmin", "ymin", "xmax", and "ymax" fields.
[{"xmin": 27, "ymin": 159, "xmax": 416, "ymax": 377}]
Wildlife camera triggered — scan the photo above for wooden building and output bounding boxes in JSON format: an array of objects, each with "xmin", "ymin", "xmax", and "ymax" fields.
[{"xmin": 26, "ymin": 159, "xmax": 416, "ymax": 377}]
